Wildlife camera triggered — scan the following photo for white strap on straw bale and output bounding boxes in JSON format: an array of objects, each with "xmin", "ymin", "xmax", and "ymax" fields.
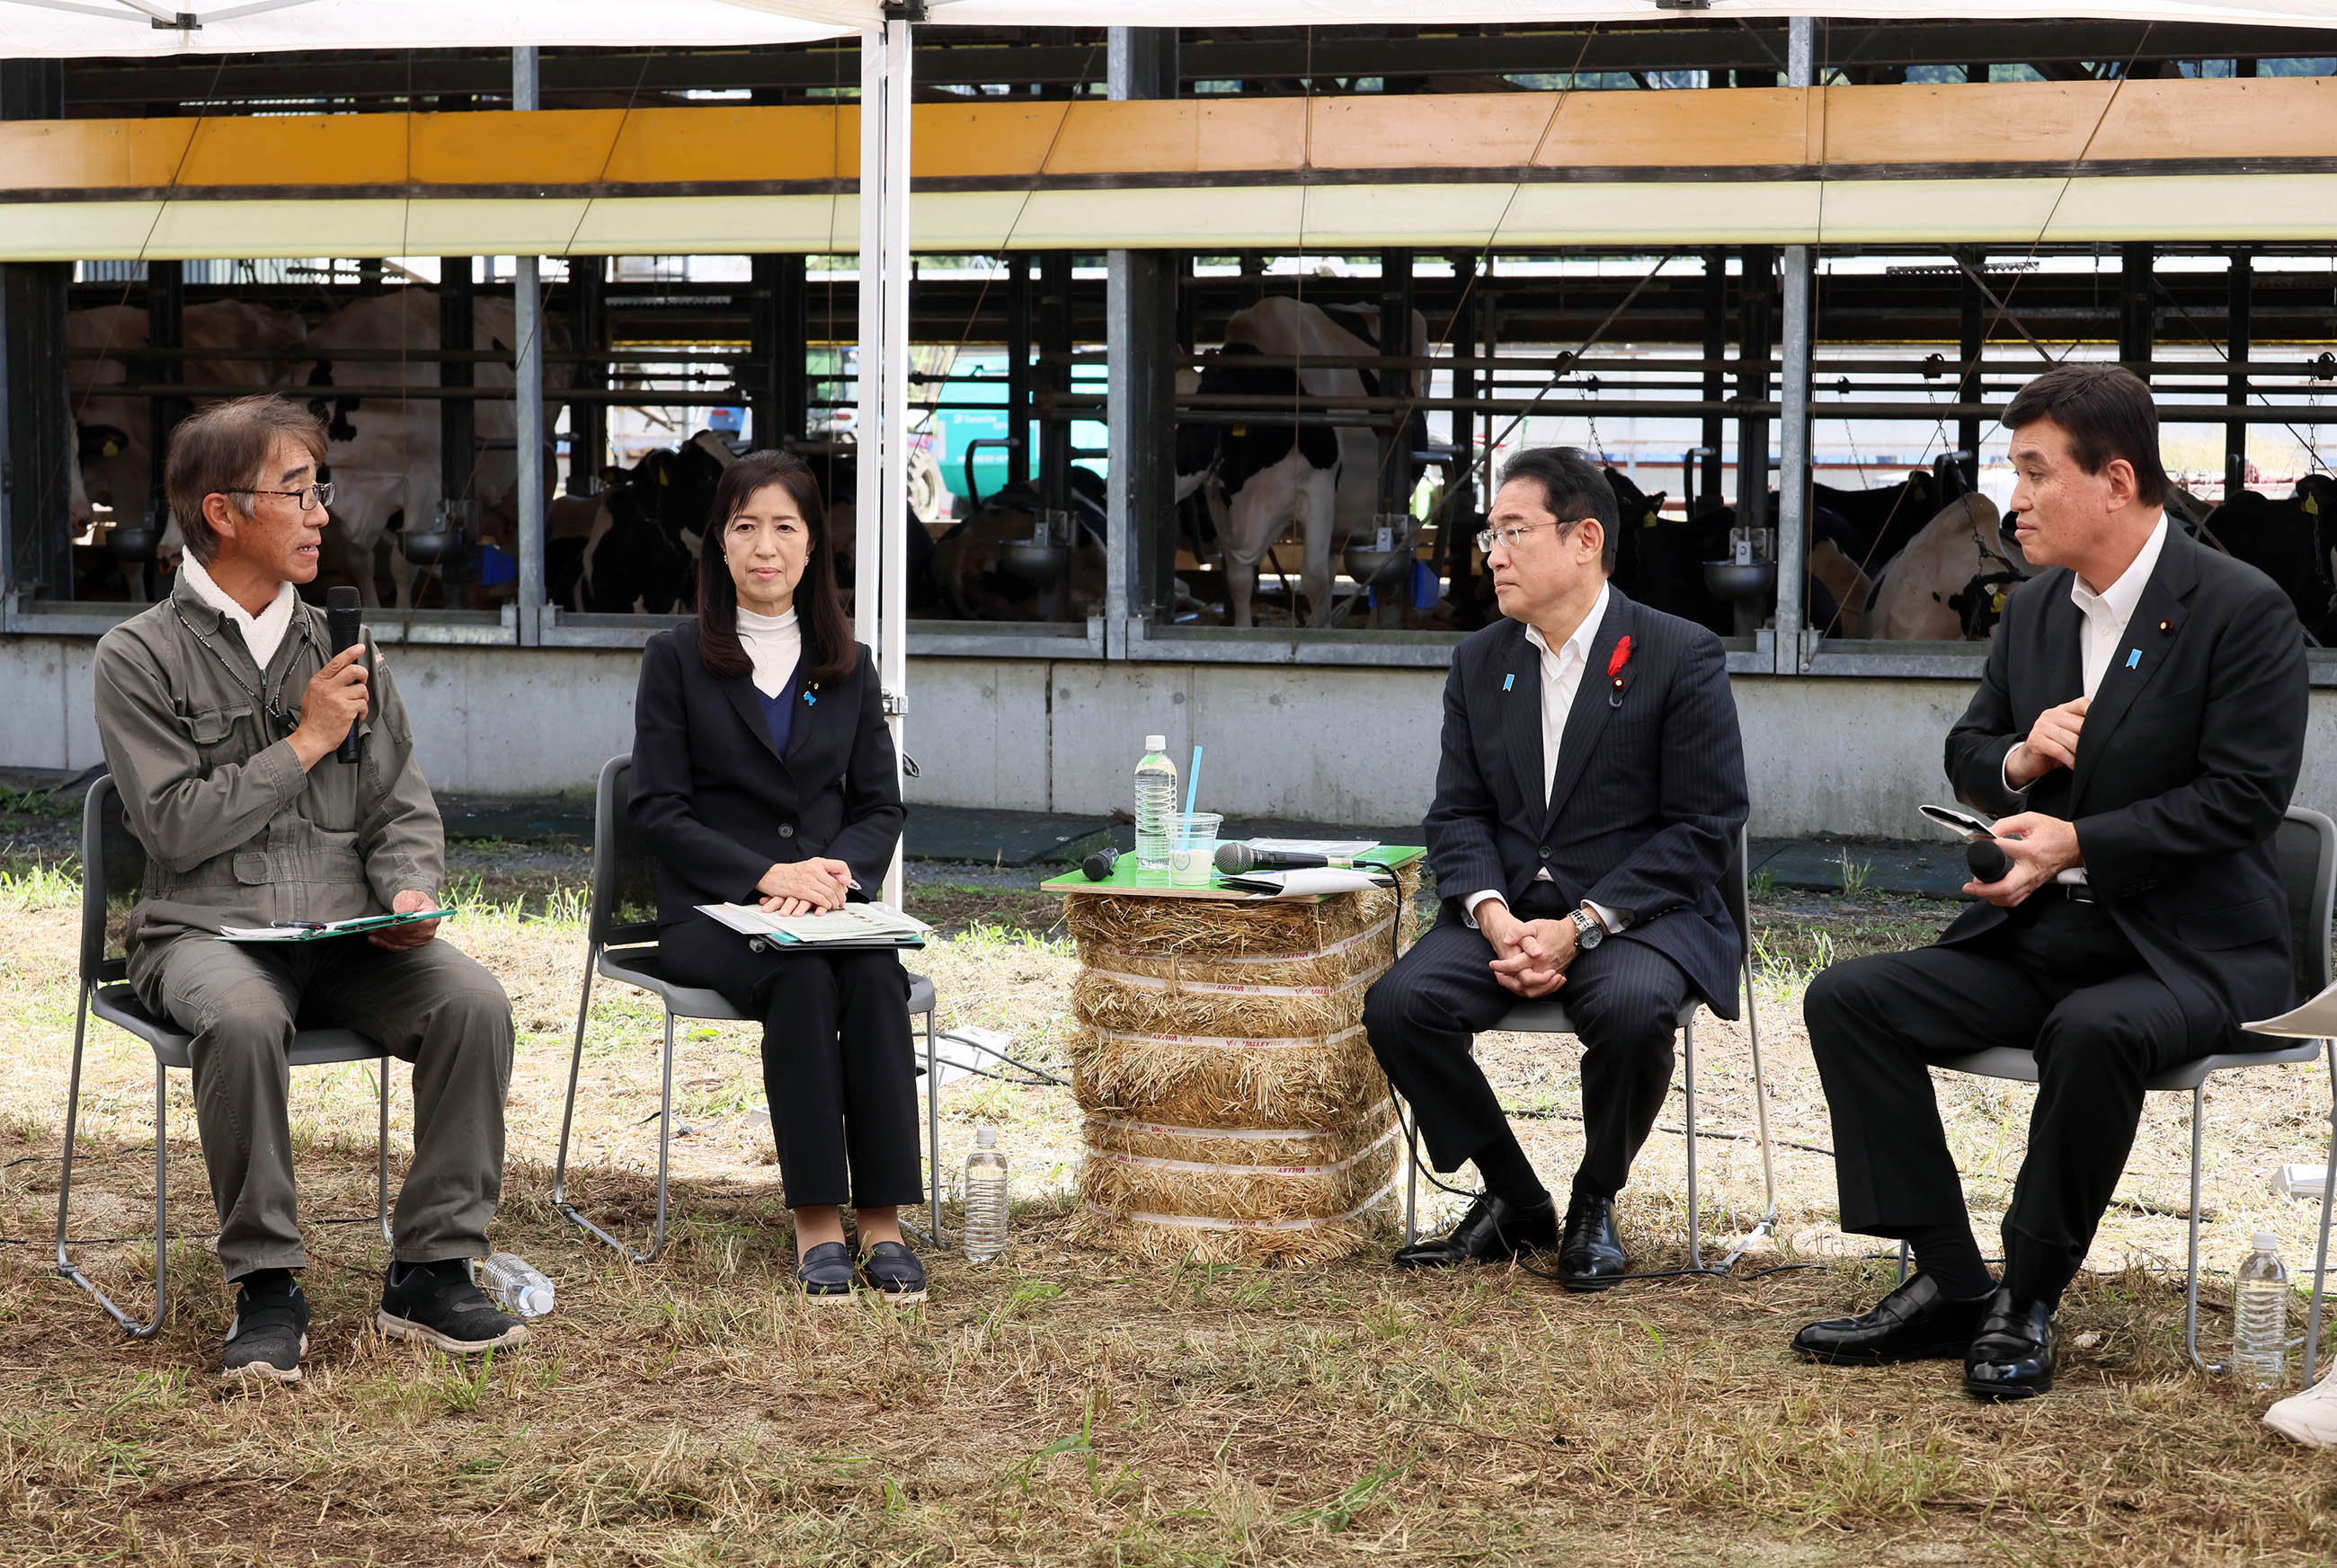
[
  {"xmin": 1090, "ymin": 916, "xmax": 1395, "ymax": 969},
  {"xmin": 1090, "ymin": 1024, "xmax": 1368, "ymax": 1051},
  {"xmin": 1083, "ymin": 1101, "xmax": 1397, "ymax": 1143},
  {"xmin": 1088, "ymin": 1172, "xmax": 1400, "ymax": 1232},
  {"xmin": 1084, "ymin": 964, "xmax": 1379, "ymax": 999},
  {"xmin": 1091, "ymin": 1120, "xmax": 1400, "ymax": 1178}
]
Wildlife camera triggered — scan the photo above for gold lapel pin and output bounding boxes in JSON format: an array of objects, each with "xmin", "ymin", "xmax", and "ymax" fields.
[{"xmin": 2158, "ymin": 619, "xmax": 2173, "ymax": 633}]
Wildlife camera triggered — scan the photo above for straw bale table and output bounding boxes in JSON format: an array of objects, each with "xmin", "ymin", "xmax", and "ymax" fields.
[{"xmin": 1041, "ymin": 850, "xmax": 1424, "ymax": 1264}]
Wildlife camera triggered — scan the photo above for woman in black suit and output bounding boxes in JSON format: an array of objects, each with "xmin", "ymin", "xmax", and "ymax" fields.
[{"xmin": 630, "ymin": 448, "xmax": 925, "ymax": 1303}]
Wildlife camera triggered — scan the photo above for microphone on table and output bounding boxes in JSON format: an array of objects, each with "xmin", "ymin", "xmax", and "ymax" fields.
[
  {"xmin": 325, "ymin": 586, "xmax": 363, "ymax": 765},
  {"xmin": 1082, "ymin": 846, "xmax": 1120, "ymax": 881},
  {"xmin": 1213, "ymin": 843, "xmax": 1333, "ymax": 875},
  {"xmin": 1966, "ymin": 837, "xmax": 2012, "ymax": 883}
]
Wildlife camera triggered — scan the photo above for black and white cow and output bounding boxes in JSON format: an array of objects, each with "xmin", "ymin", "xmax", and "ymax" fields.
[{"xmin": 1174, "ymin": 296, "xmax": 1430, "ymax": 627}]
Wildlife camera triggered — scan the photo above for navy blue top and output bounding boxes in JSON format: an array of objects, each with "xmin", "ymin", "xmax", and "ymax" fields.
[{"xmin": 758, "ymin": 671, "xmax": 800, "ymax": 757}]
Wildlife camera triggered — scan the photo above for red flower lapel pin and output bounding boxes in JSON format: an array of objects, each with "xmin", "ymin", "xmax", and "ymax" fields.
[{"xmin": 1606, "ymin": 636, "xmax": 1634, "ymax": 706}]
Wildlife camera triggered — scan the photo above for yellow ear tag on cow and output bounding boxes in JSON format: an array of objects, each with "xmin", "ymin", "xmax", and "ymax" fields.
[
  {"xmin": 1642, "ymin": 509, "xmax": 1657, "ymax": 527},
  {"xmin": 1991, "ymin": 589, "xmax": 2007, "ymax": 614},
  {"xmin": 2307, "ymin": 493, "xmax": 2321, "ymax": 516},
  {"xmin": 103, "ymin": 439, "xmax": 120, "ymax": 456},
  {"xmin": 658, "ymin": 470, "xmax": 670, "ymax": 486}
]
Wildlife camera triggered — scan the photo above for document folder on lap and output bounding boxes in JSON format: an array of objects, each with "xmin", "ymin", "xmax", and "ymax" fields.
[
  {"xmin": 697, "ymin": 901, "xmax": 932, "ymax": 948},
  {"xmin": 218, "ymin": 908, "xmax": 456, "ymax": 943}
]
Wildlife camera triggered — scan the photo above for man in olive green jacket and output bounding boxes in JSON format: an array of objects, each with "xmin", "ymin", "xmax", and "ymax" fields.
[{"xmin": 93, "ymin": 394, "xmax": 525, "ymax": 1384}]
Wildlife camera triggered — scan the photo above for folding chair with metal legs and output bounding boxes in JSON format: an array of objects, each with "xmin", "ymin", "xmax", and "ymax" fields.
[
  {"xmin": 1890, "ymin": 807, "xmax": 2337, "ymax": 1379},
  {"xmin": 1401, "ymin": 825, "xmax": 1777, "ymax": 1271},
  {"xmin": 57, "ymin": 775, "xmax": 392, "ymax": 1337}
]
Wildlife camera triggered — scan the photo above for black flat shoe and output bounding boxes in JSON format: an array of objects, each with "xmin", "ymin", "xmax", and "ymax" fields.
[
  {"xmin": 1963, "ymin": 1289, "xmax": 2056, "ymax": 1401},
  {"xmin": 796, "ymin": 1240, "xmax": 856, "ymax": 1302},
  {"xmin": 1557, "ymin": 1193, "xmax": 1627, "ymax": 1292},
  {"xmin": 1792, "ymin": 1273, "xmax": 1994, "ymax": 1366},
  {"xmin": 858, "ymin": 1240, "xmax": 927, "ymax": 1305},
  {"xmin": 1391, "ymin": 1192, "xmax": 1558, "ymax": 1270}
]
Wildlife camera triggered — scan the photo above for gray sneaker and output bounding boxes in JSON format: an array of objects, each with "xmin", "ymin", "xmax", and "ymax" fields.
[
  {"xmin": 222, "ymin": 1276, "xmax": 310, "ymax": 1384},
  {"xmin": 376, "ymin": 1261, "xmax": 529, "ymax": 1354}
]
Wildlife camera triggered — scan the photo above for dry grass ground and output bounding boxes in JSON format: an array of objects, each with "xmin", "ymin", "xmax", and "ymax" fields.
[{"xmin": 0, "ymin": 841, "xmax": 2333, "ymax": 1565}]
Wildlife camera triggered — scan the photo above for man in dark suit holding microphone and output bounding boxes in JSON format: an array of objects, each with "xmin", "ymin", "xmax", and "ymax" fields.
[
  {"xmin": 1364, "ymin": 447, "xmax": 1749, "ymax": 1289},
  {"xmin": 1794, "ymin": 364, "xmax": 2308, "ymax": 1399}
]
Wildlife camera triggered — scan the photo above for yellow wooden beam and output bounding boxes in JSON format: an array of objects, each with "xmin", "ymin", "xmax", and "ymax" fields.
[{"xmin": 7, "ymin": 77, "xmax": 2337, "ymax": 198}]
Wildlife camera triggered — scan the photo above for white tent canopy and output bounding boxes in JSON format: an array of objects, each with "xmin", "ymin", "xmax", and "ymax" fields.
[
  {"xmin": 4, "ymin": 0, "xmax": 2333, "ymax": 58},
  {"xmin": 924, "ymin": 2, "xmax": 2337, "ymax": 24},
  {"xmin": 0, "ymin": 0, "xmax": 863, "ymax": 58}
]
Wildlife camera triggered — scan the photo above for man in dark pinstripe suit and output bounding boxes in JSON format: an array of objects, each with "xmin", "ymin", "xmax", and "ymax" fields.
[{"xmin": 1364, "ymin": 447, "xmax": 1749, "ymax": 1291}]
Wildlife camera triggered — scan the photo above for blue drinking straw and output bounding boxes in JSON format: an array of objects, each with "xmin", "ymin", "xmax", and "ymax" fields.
[{"xmin": 1184, "ymin": 744, "xmax": 1204, "ymax": 818}]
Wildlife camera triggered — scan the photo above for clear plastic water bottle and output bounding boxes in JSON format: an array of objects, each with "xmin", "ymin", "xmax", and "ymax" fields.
[
  {"xmin": 2234, "ymin": 1232, "xmax": 2290, "ymax": 1388},
  {"xmin": 478, "ymin": 1253, "xmax": 555, "ymax": 1318},
  {"xmin": 962, "ymin": 1126, "xmax": 1010, "ymax": 1263},
  {"xmin": 1133, "ymin": 735, "xmax": 1178, "ymax": 874}
]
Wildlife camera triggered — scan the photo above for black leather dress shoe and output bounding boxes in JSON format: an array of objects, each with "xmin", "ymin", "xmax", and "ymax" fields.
[
  {"xmin": 1963, "ymin": 1289, "xmax": 2056, "ymax": 1400},
  {"xmin": 1557, "ymin": 1194, "xmax": 1628, "ymax": 1291},
  {"xmin": 1791, "ymin": 1273, "xmax": 1994, "ymax": 1366},
  {"xmin": 1391, "ymin": 1192, "xmax": 1558, "ymax": 1270}
]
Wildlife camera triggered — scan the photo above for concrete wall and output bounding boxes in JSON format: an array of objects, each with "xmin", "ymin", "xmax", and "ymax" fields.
[{"xmin": 13, "ymin": 631, "xmax": 2337, "ymax": 837}]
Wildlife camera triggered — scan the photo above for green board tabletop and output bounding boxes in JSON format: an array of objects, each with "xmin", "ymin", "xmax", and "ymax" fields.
[{"xmin": 1039, "ymin": 846, "xmax": 1425, "ymax": 900}]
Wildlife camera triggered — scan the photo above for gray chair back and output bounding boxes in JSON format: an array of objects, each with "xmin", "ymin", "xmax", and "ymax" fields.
[
  {"xmin": 79, "ymin": 775, "xmax": 149, "ymax": 988},
  {"xmin": 590, "ymin": 754, "xmax": 664, "ymax": 950},
  {"xmin": 2273, "ymin": 807, "xmax": 2337, "ymax": 1005}
]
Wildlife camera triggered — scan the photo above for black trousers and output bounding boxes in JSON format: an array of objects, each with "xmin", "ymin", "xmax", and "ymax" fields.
[
  {"xmin": 659, "ymin": 915, "xmax": 924, "ymax": 1210},
  {"xmin": 1363, "ymin": 885, "xmax": 1693, "ymax": 1198},
  {"xmin": 1805, "ymin": 897, "xmax": 2212, "ymax": 1298}
]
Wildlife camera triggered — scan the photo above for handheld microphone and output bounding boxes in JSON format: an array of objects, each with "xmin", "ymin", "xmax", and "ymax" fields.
[
  {"xmin": 1966, "ymin": 838, "xmax": 2011, "ymax": 883},
  {"xmin": 1213, "ymin": 843, "xmax": 1332, "ymax": 875},
  {"xmin": 325, "ymin": 586, "xmax": 363, "ymax": 765},
  {"xmin": 1082, "ymin": 846, "xmax": 1120, "ymax": 881}
]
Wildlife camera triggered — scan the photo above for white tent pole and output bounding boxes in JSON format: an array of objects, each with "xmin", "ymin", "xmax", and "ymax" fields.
[
  {"xmin": 853, "ymin": 28, "xmax": 884, "ymax": 661},
  {"xmin": 879, "ymin": 12, "xmax": 913, "ymax": 911},
  {"xmin": 512, "ymin": 45, "xmax": 546, "ymax": 646}
]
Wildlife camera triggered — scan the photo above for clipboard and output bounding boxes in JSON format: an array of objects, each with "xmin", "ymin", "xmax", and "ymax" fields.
[{"xmin": 218, "ymin": 908, "xmax": 454, "ymax": 943}]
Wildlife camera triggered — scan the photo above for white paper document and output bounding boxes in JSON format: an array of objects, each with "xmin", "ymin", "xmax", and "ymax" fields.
[
  {"xmin": 1218, "ymin": 867, "xmax": 1391, "ymax": 899},
  {"xmin": 697, "ymin": 900, "xmax": 932, "ymax": 946},
  {"xmin": 2244, "ymin": 979, "xmax": 2337, "ymax": 1040}
]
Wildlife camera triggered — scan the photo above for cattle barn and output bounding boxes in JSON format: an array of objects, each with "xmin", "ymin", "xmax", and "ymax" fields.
[{"xmin": 4, "ymin": 12, "xmax": 2337, "ymax": 843}]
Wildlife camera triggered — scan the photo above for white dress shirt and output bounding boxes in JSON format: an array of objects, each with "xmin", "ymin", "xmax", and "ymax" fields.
[
  {"xmin": 2001, "ymin": 514, "xmax": 2169, "ymax": 885},
  {"xmin": 180, "ymin": 551, "xmax": 298, "ymax": 670},
  {"xmin": 735, "ymin": 604, "xmax": 803, "ymax": 698},
  {"xmin": 1464, "ymin": 581, "xmax": 1630, "ymax": 935}
]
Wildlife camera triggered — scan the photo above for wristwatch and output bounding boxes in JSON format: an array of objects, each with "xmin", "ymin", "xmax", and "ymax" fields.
[{"xmin": 1568, "ymin": 906, "xmax": 1605, "ymax": 950}]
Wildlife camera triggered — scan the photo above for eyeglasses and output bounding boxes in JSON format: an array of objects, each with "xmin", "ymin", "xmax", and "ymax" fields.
[
  {"xmin": 229, "ymin": 481, "xmax": 334, "ymax": 511},
  {"xmin": 1475, "ymin": 516, "xmax": 1585, "ymax": 555}
]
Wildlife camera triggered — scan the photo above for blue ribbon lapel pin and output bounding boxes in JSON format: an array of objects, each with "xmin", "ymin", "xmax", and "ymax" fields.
[
  {"xmin": 2125, "ymin": 648, "xmax": 2141, "ymax": 670},
  {"xmin": 1503, "ymin": 672, "xmax": 1515, "ymax": 692}
]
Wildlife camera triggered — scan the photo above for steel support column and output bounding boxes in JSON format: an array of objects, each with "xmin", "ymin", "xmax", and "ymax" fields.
[
  {"xmin": 1007, "ymin": 254, "xmax": 1034, "ymax": 488},
  {"xmin": 1956, "ymin": 245, "xmax": 1984, "ymax": 483},
  {"xmin": 751, "ymin": 252, "xmax": 806, "ymax": 452},
  {"xmin": 568, "ymin": 256, "xmax": 607, "ymax": 492},
  {"xmin": 1774, "ymin": 17, "xmax": 1813, "ymax": 673},
  {"xmin": 1, "ymin": 60, "xmax": 67, "ymax": 606},
  {"xmin": 440, "ymin": 258, "xmax": 475, "ymax": 518},
  {"xmin": 1736, "ymin": 246, "xmax": 1773, "ymax": 536},
  {"xmin": 2227, "ymin": 249, "xmax": 2252, "ymax": 493},
  {"xmin": 146, "ymin": 259, "xmax": 186, "ymax": 532},
  {"xmin": 1700, "ymin": 249, "xmax": 1727, "ymax": 512},
  {"xmin": 1380, "ymin": 248, "xmax": 1414, "ymax": 515},
  {"xmin": 1107, "ymin": 26, "xmax": 1177, "ymax": 650},
  {"xmin": 512, "ymin": 48, "xmax": 546, "ymax": 643},
  {"xmin": 1038, "ymin": 250, "xmax": 1073, "ymax": 512},
  {"xmin": 2119, "ymin": 243, "xmax": 2155, "ymax": 382}
]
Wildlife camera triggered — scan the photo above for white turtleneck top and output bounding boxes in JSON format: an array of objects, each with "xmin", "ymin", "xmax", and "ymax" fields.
[{"xmin": 734, "ymin": 604, "xmax": 803, "ymax": 698}]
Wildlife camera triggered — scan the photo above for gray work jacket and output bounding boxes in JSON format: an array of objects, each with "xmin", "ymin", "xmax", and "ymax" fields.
[{"xmin": 92, "ymin": 571, "xmax": 445, "ymax": 997}]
